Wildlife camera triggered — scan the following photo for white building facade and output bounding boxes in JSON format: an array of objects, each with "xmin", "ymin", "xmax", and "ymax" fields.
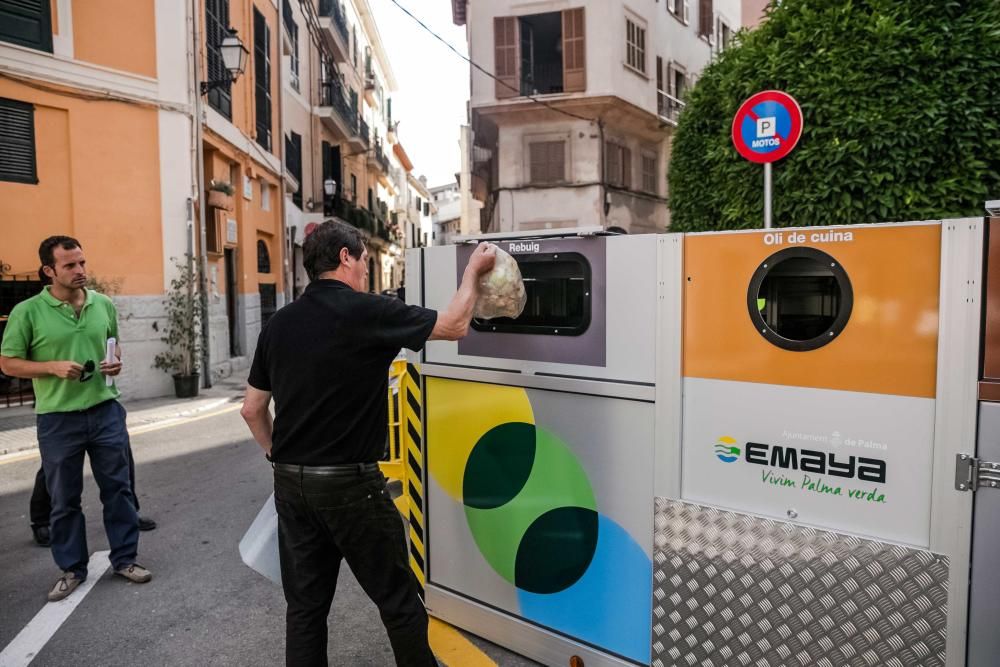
[
  {"xmin": 282, "ymin": 0, "xmax": 406, "ymax": 298},
  {"xmin": 452, "ymin": 0, "xmax": 740, "ymax": 233}
]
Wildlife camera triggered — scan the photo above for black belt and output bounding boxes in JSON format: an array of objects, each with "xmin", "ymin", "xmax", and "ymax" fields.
[{"xmin": 273, "ymin": 462, "xmax": 379, "ymax": 476}]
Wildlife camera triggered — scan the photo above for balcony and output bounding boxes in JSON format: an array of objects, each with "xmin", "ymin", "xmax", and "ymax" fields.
[
  {"xmin": 657, "ymin": 90, "xmax": 686, "ymax": 127},
  {"xmin": 318, "ymin": 0, "xmax": 350, "ymax": 63},
  {"xmin": 368, "ymin": 136, "xmax": 389, "ymax": 171},
  {"xmin": 363, "ymin": 57, "xmax": 377, "ymax": 106},
  {"xmin": 357, "ymin": 117, "xmax": 370, "ymax": 151},
  {"xmin": 317, "ymin": 78, "xmax": 368, "ymax": 151},
  {"xmin": 317, "ymin": 77, "xmax": 356, "ymax": 140},
  {"xmin": 330, "ymin": 197, "xmax": 376, "ymax": 236}
]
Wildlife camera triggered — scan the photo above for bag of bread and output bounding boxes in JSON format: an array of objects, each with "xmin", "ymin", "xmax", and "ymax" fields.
[{"xmin": 473, "ymin": 244, "xmax": 527, "ymax": 320}]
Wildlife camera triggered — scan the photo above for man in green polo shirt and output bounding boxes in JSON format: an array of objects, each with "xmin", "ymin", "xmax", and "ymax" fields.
[{"xmin": 0, "ymin": 236, "xmax": 152, "ymax": 601}]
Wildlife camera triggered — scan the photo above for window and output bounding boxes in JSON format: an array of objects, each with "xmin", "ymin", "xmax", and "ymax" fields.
[
  {"xmin": 673, "ymin": 66, "xmax": 688, "ymax": 100},
  {"xmin": 668, "ymin": 0, "xmax": 690, "ymax": 24},
  {"xmin": 259, "ymin": 283, "xmax": 277, "ymax": 325},
  {"xmin": 0, "ymin": 98, "xmax": 38, "ymax": 184},
  {"xmin": 494, "ymin": 10, "xmax": 586, "ymax": 99},
  {"xmin": 625, "ymin": 17, "xmax": 646, "ymax": 75},
  {"xmin": 748, "ymin": 247, "xmax": 854, "ymax": 352},
  {"xmin": 350, "ymin": 174, "xmax": 357, "ymax": 202},
  {"xmin": 260, "ymin": 181, "xmax": 271, "ymax": 211},
  {"xmin": 205, "ymin": 0, "xmax": 232, "ymax": 119},
  {"xmin": 0, "ymin": 0, "xmax": 52, "ymax": 52},
  {"xmin": 352, "ymin": 25, "xmax": 358, "ymax": 67},
  {"xmin": 423, "ymin": 202, "xmax": 430, "ymax": 216},
  {"xmin": 698, "ymin": 0, "xmax": 714, "ymax": 40},
  {"xmin": 285, "ymin": 132, "xmax": 302, "ymax": 209},
  {"xmin": 472, "ymin": 253, "xmax": 591, "ymax": 336},
  {"xmin": 529, "ymin": 140, "xmax": 566, "ymax": 184},
  {"xmin": 253, "ymin": 8, "xmax": 272, "ymax": 151},
  {"xmin": 289, "ymin": 21, "xmax": 300, "ymax": 92},
  {"xmin": 604, "ymin": 141, "xmax": 631, "ymax": 189},
  {"xmin": 718, "ymin": 19, "xmax": 732, "ymax": 51},
  {"xmin": 641, "ymin": 152, "xmax": 657, "ymax": 194},
  {"xmin": 257, "ymin": 240, "xmax": 271, "ymax": 273}
]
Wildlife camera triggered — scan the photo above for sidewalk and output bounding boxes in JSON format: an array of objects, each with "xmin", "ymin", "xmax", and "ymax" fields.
[{"xmin": 0, "ymin": 378, "xmax": 247, "ymax": 457}]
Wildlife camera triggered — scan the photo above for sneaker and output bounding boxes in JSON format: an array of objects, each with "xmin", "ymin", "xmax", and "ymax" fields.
[
  {"xmin": 137, "ymin": 516, "xmax": 157, "ymax": 532},
  {"xmin": 32, "ymin": 525, "xmax": 51, "ymax": 547},
  {"xmin": 47, "ymin": 572, "xmax": 84, "ymax": 602},
  {"xmin": 115, "ymin": 563, "xmax": 152, "ymax": 584}
]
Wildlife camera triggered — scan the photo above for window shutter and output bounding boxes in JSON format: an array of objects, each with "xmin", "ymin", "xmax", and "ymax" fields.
[
  {"xmin": 683, "ymin": 0, "xmax": 691, "ymax": 24},
  {"xmin": 605, "ymin": 142, "xmax": 619, "ymax": 187},
  {"xmin": 253, "ymin": 9, "xmax": 272, "ymax": 151},
  {"xmin": 0, "ymin": 98, "xmax": 38, "ymax": 184},
  {"xmin": 699, "ymin": 0, "xmax": 713, "ymax": 38},
  {"xmin": 562, "ymin": 8, "xmax": 585, "ymax": 93},
  {"xmin": 622, "ymin": 147, "xmax": 632, "ymax": 190},
  {"xmin": 494, "ymin": 17, "xmax": 519, "ymax": 99},
  {"xmin": 0, "ymin": 0, "xmax": 52, "ymax": 52},
  {"xmin": 206, "ymin": 0, "xmax": 233, "ymax": 119}
]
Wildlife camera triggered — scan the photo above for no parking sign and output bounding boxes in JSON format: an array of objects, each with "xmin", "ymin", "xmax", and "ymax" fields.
[
  {"xmin": 732, "ymin": 91, "xmax": 803, "ymax": 164},
  {"xmin": 731, "ymin": 90, "xmax": 803, "ymax": 227}
]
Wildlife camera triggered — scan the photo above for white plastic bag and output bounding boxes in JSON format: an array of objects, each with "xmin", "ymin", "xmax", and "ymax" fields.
[
  {"xmin": 473, "ymin": 244, "xmax": 527, "ymax": 320},
  {"xmin": 239, "ymin": 492, "xmax": 282, "ymax": 585}
]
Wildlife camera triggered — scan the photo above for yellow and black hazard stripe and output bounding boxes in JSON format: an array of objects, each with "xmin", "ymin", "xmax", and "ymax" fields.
[{"xmin": 401, "ymin": 362, "xmax": 427, "ymax": 596}]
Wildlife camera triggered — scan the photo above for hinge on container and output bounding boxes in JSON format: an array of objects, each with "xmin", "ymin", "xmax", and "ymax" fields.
[{"xmin": 955, "ymin": 453, "xmax": 1000, "ymax": 491}]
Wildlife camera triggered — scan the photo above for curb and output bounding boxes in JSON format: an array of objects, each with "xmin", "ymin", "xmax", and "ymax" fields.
[{"xmin": 0, "ymin": 396, "xmax": 239, "ymax": 459}]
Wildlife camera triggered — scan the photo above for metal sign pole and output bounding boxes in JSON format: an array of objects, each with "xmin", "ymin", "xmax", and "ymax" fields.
[{"xmin": 764, "ymin": 162, "xmax": 773, "ymax": 229}]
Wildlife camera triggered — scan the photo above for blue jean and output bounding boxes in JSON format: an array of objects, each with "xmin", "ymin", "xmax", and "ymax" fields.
[{"xmin": 37, "ymin": 399, "xmax": 139, "ymax": 577}]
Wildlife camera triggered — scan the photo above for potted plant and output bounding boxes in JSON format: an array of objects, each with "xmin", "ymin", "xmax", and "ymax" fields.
[
  {"xmin": 207, "ymin": 180, "xmax": 235, "ymax": 211},
  {"xmin": 154, "ymin": 255, "xmax": 204, "ymax": 398}
]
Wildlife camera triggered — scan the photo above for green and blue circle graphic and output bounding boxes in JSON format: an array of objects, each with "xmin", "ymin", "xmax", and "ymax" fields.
[{"xmin": 456, "ymin": 414, "xmax": 652, "ymax": 663}]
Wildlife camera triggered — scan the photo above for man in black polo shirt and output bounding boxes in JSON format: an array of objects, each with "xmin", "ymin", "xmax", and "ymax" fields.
[{"xmin": 241, "ymin": 220, "xmax": 494, "ymax": 666}]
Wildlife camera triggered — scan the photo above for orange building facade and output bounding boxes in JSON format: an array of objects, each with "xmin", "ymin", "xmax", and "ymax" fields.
[{"xmin": 0, "ymin": 0, "xmax": 285, "ymax": 399}]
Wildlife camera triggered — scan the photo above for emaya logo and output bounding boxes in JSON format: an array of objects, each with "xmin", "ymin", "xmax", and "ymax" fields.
[
  {"xmin": 712, "ymin": 436, "xmax": 887, "ymax": 483},
  {"xmin": 714, "ymin": 436, "xmax": 741, "ymax": 463}
]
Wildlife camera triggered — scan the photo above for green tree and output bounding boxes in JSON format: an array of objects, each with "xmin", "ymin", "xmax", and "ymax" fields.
[{"xmin": 668, "ymin": 0, "xmax": 1000, "ymax": 231}]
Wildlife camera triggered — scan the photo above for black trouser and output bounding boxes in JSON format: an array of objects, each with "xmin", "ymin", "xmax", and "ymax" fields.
[
  {"xmin": 273, "ymin": 465, "xmax": 436, "ymax": 667},
  {"xmin": 31, "ymin": 438, "xmax": 140, "ymax": 528}
]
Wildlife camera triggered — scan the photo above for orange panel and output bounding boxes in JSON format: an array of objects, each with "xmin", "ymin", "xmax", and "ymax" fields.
[{"xmin": 683, "ymin": 224, "xmax": 941, "ymax": 398}]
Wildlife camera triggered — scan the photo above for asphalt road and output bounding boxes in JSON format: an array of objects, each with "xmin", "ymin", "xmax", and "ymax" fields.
[{"xmin": 0, "ymin": 406, "xmax": 539, "ymax": 667}]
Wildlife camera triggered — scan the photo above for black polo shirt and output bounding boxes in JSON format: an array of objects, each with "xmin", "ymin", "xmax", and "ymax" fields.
[{"xmin": 247, "ymin": 280, "xmax": 437, "ymax": 465}]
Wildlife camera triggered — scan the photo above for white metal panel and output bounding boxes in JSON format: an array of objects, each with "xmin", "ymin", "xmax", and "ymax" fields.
[
  {"xmin": 929, "ymin": 217, "xmax": 983, "ymax": 667},
  {"xmin": 654, "ymin": 234, "xmax": 684, "ymax": 499},
  {"xmin": 681, "ymin": 378, "xmax": 936, "ymax": 547}
]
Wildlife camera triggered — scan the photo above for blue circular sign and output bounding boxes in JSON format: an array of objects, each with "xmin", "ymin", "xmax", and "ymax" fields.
[{"xmin": 731, "ymin": 91, "xmax": 803, "ymax": 163}]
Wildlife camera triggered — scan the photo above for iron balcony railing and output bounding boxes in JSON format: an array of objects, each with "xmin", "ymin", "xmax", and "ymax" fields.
[
  {"xmin": 657, "ymin": 89, "xmax": 686, "ymax": 126},
  {"xmin": 358, "ymin": 117, "xmax": 370, "ymax": 147},
  {"xmin": 318, "ymin": 0, "xmax": 349, "ymax": 43},
  {"xmin": 319, "ymin": 78, "xmax": 358, "ymax": 134},
  {"xmin": 373, "ymin": 137, "xmax": 389, "ymax": 172}
]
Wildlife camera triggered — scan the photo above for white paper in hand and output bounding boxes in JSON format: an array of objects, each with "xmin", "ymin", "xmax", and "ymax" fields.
[
  {"xmin": 239, "ymin": 492, "xmax": 282, "ymax": 585},
  {"xmin": 105, "ymin": 337, "xmax": 117, "ymax": 388}
]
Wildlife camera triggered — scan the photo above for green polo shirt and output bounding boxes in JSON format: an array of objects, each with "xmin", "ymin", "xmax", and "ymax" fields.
[{"xmin": 1, "ymin": 287, "xmax": 120, "ymax": 414}]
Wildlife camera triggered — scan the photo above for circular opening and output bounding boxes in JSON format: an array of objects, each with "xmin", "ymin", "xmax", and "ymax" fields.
[{"xmin": 748, "ymin": 247, "xmax": 853, "ymax": 352}]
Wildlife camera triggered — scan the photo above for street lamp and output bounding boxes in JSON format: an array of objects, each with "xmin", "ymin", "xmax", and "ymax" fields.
[
  {"xmin": 323, "ymin": 179, "xmax": 337, "ymax": 197},
  {"xmin": 200, "ymin": 28, "xmax": 249, "ymax": 95}
]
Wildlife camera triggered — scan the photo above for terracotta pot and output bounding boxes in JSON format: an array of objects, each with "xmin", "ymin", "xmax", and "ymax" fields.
[{"xmin": 207, "ymin": 190, "xmax": 233, "ymax": 210}]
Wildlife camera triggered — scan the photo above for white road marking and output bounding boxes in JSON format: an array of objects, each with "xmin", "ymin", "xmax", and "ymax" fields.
[{"xmin": 0, "ymin": 551, "xmax": 112, "ymax": 667}]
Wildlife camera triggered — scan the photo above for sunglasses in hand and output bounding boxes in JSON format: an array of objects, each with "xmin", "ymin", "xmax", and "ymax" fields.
[{"xmin": 79, "ymin": 360, "xmax": 95, "ymax": 383}]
